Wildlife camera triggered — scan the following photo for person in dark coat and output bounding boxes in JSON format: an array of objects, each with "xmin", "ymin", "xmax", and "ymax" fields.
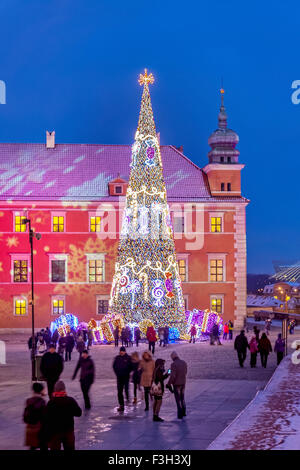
[
  {"xmin": 76, "ymin": 335, "xmax": 85, "ymax": 356},
  {"xmin": 151, "ymin": 358, "xmax": 169, "ymax": 421},
  {"xmin": 51, "ymin": 330, "xmax": 59, "ymax": 347},
  {"xmin": 274, "ymin": 333, "xmax": 285, "ymax": 365},
  {"xmin": 44, "ymin": 327, "xmax": 52, "ymax": 347},
  {"xmin": 228, "ymin": 320, "xmax": 233, "ymax": 340},
  {"xmin": 112, "ymin": 346, "xmax": 132, "ymax": 411},
  {"xmin": 113, "ymin": 326, "xmax": 119, "ymax": 347},
  {"xmin": 65, "ymin": 333, "xmax": 75, "ymax": 362},
  {"xmin": 58, "ymin": 335, "xmax": 67, "ymax": 358},
  {"xmin": 167, "ymin": 351, "xmax": 187, "ymax": 419},
  {"xmin": 258, "ymin": 333, "xmax": 272, "ymax": 368},
  {"xmin": 23, "ymin": 382, "xmax": 47, "ymax": 450},
  {"xmin": 234, "ymin": 330, "xmax": 249, "ymax": 367},
  {"xmin": 72, "ymin": 350, "xmax": 95, "ymax": 410},
  {"xmin": 46, "ymin": 381, "xmax": 82, "ymax": 451},
  {"xmin": 121, "ymin": 327, "xmax": 127, "ymax": 347},
  {"xmin": 134, "ymin": 327, "xmax": 141, "ymax": 347},
  {"xmin": 210, "ymin": 323, "xmax": 222, "ymax": 345},
  {"xmin": 40, "ymin": 344, "xmax": 64, "ymax": 398},
  {"xmin": 164, "ymin": 326, "xmax": 169, "ymax": 347}
]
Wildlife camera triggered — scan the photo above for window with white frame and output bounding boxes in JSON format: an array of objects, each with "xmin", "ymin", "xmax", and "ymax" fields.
[
  {"xmin": 208, "ymin": 253, "xmax": 226, "ymax": 282},
  {"xmin": 48, "ymin": 254, "xmax": 68, "ymax": 283},
  {"xmin": 51, "ymin": 296, "xmax": 65, "ymax": 315},
  {"xmin": 177, "ymin": 254, "xmax": 189, "ymax": 282},
  {"xmin": 96, "ymin": 295, "xmax": 109, "ymax": 315},
  {"xmin": 173, "ymin": 215, "xmax": 185, "ymax": 233},
  {"xmin": 209, "ymin": 212, "xmax": 224, "ymax": 233},
  {"xmin": 10, "ymin": 254, "xmax": 30, "ymax": 283},
  {"xmin": 210, "ymin": 295, "xmax": 224, "ymax": 314},
  {"xmin": 14, "ymin": 296, "xmax": 28, "ymax": 316},
  {"xmin": 86, "ymin": 254, "xmax": 105, "ymax": 283},
  {"xmin": 51, "ymin": 212, "xmax": 66, "ymax": 232},
  {"xmin": 14, "ymin": 212, "xmax": 27, "ymax": 232},
  {"xmin": 89, "ymin": 213, "xmax": 101, "ymax": 232}
]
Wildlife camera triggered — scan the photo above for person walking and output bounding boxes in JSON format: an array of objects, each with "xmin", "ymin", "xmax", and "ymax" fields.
[
  {"xmin": 128, "ymin": 327, "xmax": 133, "ymax": 347},
  {"xmin": 72, "ymin": 349, "xmax": 95, "ymax": 410},
  {"xmin": 76, "ymin": 335, "xmax": 85, "ymax": 357},
  {"xmin": 167, "ymin": 351, "xmax": 187, "ymax": 420},
  {"xmin": 113, "ymin": 326, "xmax": 119, "ymax": 347},
  {"xmin": 210, "ymin": 323, "xmax": 222, "ymax": 345},
  {"xmin": 151, "ymin": 358, "xmax": 169, "ymax": 422},
  {"xmin": 223, "ymin": 323, "xmax": 229, "ymax": 341},
  {"xmin": 58, "ymin": 335, "xmax": 67, "ymax": 358},
  {"xmin": 121, "ymin": 327, "xmax": 127, "ymax": 347},
  {"xmin": 274, "ymin": 334, "xmax": 285, "ymax": 365},
  {"xmin": 65, "ymin": 333, "xmax": 75, "ymax": 362},
  {"xmin": 234, "ymin": 330, "xmax": 249, "ymax": 368},
  {"xmin": 140, "ymin": 350, "xmax": 155, "ymax": 411},
  {"xmin": 131, "ymin": 351, "xmax": 141, "ymax": 404},
  {"xmin": 44, "ymin": 327, "xmax": 52, "ymax": 348},
  {"xmin": 87, "ymin": 329, "xmax": 93, "ymax": 351},
  {"xmin": 51, "ymin": 330, "xmax": 59, "ymax": 348},
  {"xmin": 23, "ymin": 382, "xmax": 47, "ymax": 450},
  {"xmin": 146, "ymin": 326, "xmax": 157, "ymax": 355},
  {"xmin": 189, "ymin": 325, "xmax": 197, "ymax": 343},
  {"xmin": 112, "ymin": 346, "xmax": 132, "ymax": 412},
  {"xmin": 228, "ymin": 320, "xmax": 233, "ymax": 340},
  {"xmin": 46, "ymin": 381, "xmax": 82, "ymax": 450},
  {"xmin": 134, "ymin": 327, "xmax": 141, "ymax": 347},
  {"xmin": 249, "ymin": 336, "xmax": 258, "ymax": 368},
  {"xmin": 158, "ymin": 328, "xmax": 165, "ymax": 347},
  {"xmin": 258, "ymin": 332, "xmax": 272, "ymax": 368},
  {"xmin": 40, "ymin": 343, "xmax": 64, "ymax": 398}
]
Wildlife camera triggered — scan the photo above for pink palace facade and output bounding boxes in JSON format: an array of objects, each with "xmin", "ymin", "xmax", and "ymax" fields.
[{"xmin": 0, "ymin": 99, "xmax": 249, "ymax": 331}]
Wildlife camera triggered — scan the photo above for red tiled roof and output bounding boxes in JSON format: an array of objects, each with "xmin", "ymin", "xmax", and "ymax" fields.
[{"xmin": 0, "ymin": 143, "xmax": 246, "ymax": 203}]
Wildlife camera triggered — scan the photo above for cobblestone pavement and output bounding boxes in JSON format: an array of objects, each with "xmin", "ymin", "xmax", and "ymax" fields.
[{"xmin": 0, "ymin": 328, "xmax": 298, "ymax": 450}]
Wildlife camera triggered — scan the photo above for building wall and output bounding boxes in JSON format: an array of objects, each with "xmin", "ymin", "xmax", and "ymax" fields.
[{"xmin": 0, "ymin": 199, "xmax": 245, "ymax": 329}]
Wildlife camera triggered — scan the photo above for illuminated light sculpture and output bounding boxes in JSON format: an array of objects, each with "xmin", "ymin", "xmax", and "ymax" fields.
[
  {"xmin": 109, "ymin": 70, "xmax": 187, "ymax": 336},
  {"xmin": 185, "ymin": 309, "xmax": 223, "ymax": 338},
  {"xmin": 50, "ymin": 313, "xmax": 79, "ymax": 336}
]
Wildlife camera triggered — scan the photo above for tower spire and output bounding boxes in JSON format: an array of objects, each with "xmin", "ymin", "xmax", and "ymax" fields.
[
  {"xmin": 137, "ymin": 69, "xmax": 156, "ymax": 136},
  {"xmin": 218, "ymin": 87, "xmax": 227, "ymax": 129}
]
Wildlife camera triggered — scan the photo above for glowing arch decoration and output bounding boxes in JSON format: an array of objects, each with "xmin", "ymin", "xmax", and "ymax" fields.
[
  {"xmin": 50, "ymin": 313, "xmax": 79, "ymax": 337},
  {"xmin": 185, "ymin": 309, "xmax": 223, "ymax": 338}
]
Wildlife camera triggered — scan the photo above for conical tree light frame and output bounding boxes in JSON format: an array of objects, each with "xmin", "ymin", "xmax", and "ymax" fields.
[{"xmin": 109, "ymin": 69, "xmax": 187, "ymax": 336}]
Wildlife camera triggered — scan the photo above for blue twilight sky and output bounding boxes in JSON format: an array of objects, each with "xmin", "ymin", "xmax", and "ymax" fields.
[{"xmin": 0, "ymin": 0, "xmax": 299, "ymax": 274}]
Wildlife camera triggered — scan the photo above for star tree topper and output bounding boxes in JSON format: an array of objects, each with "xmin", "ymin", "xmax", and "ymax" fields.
[{"xmin": 138, "ymin": 68, "xmax": 155, "ymax": 86}]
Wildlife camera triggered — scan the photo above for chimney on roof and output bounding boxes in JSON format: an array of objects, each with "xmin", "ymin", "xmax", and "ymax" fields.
[
  {"xmin": 46, "ymin": 131, "xmax": 55, "ymax": 149},
  {"xmin": 177, "ymin": 145, "xmax": 183, "ymax": 153}
]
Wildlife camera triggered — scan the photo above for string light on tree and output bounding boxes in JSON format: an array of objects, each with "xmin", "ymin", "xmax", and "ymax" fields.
[{"xmin": 108, "ymin": 69, "xmax": 187, "ymax": 336}]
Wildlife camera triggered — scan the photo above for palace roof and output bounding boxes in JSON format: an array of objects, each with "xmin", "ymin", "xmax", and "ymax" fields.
[{"xmin": 0, "ymin": 143, "xmax": 246, "ymax": 203}]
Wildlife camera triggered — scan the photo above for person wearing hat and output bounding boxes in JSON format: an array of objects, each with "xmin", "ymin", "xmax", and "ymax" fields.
[
  {"xmin": 167, "ymin": 351, "xmax": 187, "ymax": 420},
  {"xmin": 23, "ymin": 382, "xmax": 47, "ymax": 450},
  {"xmin": 151, "ymin": 358, "xmax": 170, "ymax": 422},
  {"xmin": 112, "ymin": 347, "xmax": 132, "ymax": 411},
  {"xmin": 40, "ymin": 343, "xmax": 64, "ymax": 398},
  {"xmin": 46, "ymin": 380, "xmax": 82, "ymax": 450},
  {"xmin": 72, "ymin": 349, "xmax": 95, "ymax": 410}
]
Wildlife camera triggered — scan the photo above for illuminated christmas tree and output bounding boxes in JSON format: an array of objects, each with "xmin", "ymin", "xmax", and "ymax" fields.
[{"xmin": 109, "ymin": 69, "xmax": 186, "ymax": 335}]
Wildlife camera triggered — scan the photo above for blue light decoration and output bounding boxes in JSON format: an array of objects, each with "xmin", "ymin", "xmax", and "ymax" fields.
[
  {"xmin": 168, "ymin": 327, "xmax": 180, "ymax": 342},
  {"xmin": 50, "ymin": 313, "xmax": 79, "ymax": 336}
]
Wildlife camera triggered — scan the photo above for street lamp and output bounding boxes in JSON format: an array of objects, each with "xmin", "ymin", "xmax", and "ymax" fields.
[{"xmin": 22, "ymin": 218, "xmax": 41, "ymax": 381}]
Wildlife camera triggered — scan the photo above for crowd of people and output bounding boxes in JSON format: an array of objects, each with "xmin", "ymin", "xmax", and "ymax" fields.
[
  {"xmin": 234, "ymin": 327, "xmax": 285, "ymax": 368},
  {"xmin": 22, "ymin": 318, "xmax": 295, "ymax": 450}
]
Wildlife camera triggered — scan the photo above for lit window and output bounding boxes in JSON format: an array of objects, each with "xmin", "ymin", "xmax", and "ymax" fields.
[
  {"xmin": 15, "ymin": 216, "xmax": 27, "ymax": 232},
  {"xmin": 97, "ymin": 299, "xmax": 109, "ymax": 315},
  {"xmin": 178, "ymin": 259, "xmax": 187, "ymax": 282},
  {"xmin": 211, "ymin": 217, "xmax": 222, "ymax": 233},
  {"xmin": 53, "ymin": 216, "xmax": 64, "ymax": 232},
  {"xmin": 89, "ymin": 259, "xmax": 104, "ymax": 283},
  {"xmin": 90, "ymin": 216, "xmax": 101, "ymax": 232},
  {"xmin": 15, "ymin": 299, "xmax": 27, "ymax": 316},
  {"xmin": 210, "ymin": 259, "xmax": 224, "ymax": 282},
  {"xmin": 211, "ymin": 297, "xmax": 222, "ymax": 314},
  {"xmin": 52, "ymin": 299, "xmax": 64, "ymax": 315},
  {"xmin": 14, "ymin": 260, "xmax": 28, "ymax": 282},
  {"xmin": 51, "ymin": 260, "xmax": 66, "ymax": 282}
]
